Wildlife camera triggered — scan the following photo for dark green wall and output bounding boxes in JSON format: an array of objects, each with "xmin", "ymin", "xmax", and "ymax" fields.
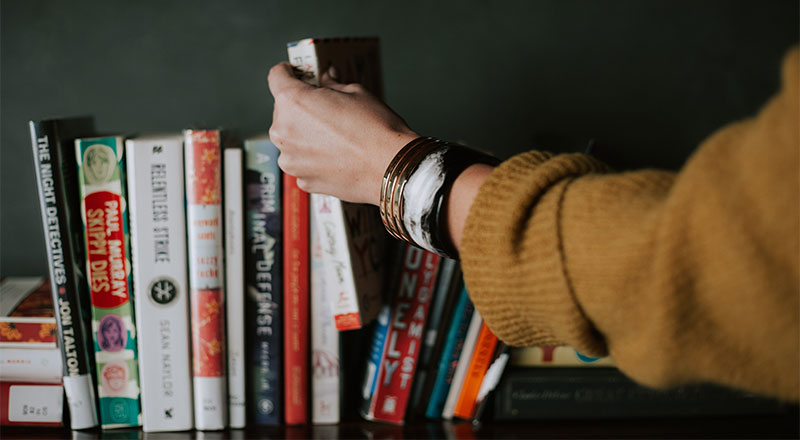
[{"xmin": 2, "ymin": 0, "xmax": 797, "ymax": 276}]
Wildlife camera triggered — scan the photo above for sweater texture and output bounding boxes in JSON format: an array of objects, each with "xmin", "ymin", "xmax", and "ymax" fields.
[{"xmin": 461, "ymin": 48, "xmax": 799, "ymax": 401}]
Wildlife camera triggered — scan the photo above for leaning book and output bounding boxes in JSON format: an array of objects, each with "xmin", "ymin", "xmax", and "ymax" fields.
[
  {"xmin": 29, "ymin": 117, "xmax": 99, "ymax": 429},
  {"xmin": 126, "ymin": 134, "xmax": 194, "ymax": 432},
  {"xmin": 287, "ymin": 37, "xmax": 387, "ymax": 331},
  {"xmin": 75, "ymin": 135, "xmax": 142, "ymax": 428}
]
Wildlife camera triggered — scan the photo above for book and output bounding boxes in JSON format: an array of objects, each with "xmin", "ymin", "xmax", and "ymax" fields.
[
  {"xmin": 243, "ymin": 135, "xmax": 283, "ymax": 426},
  {"xmin": 0, "ymin": 381, "xmax": 64, "ymax": 427},
  {"xmin": 287, "ymin": 37, "xmax": 387, "ymax": 331},
  {"xmin": 360, "ymin": 304, "xmax": 392, "ymax": 417},
  {"xmin": 493, "ymin": 366, "xmax": 786, "ymax": 420},
  {"xmin": 425, "ymin": 286, "xmax": 475, "ymax": 419},
  {"xmin": 125, "ymin": 134, "xmax": 194, "ymax": 432},
  {"xmin": 407, "ymin": 259, "xmax": 460, "ymax": 418},
  {"xmin": 29, "ymin": 117, "xmax": 99, "ymax": 429},
  {"xmin": 184, "ymin": 129, "xmax": 227, "ymax": 430},
  {"xmin": 224, "ymin": 146, "xmax": 246, "ymax": 429},
  {"xmin": 510, "ymin": 345, "xmax": 614, "ymax": 367},
  {"xmin": 0, "ymin": 277, "xmax": 57, "ymax": 349},
  {"xmin": 283, "ymin": 170, "xmax": 309, "ymax": 425},
  {"xmin": 0, "ymin": 347, "xmax": 62, "ymax": 383},
  {"xmin": 453, "ymin": 322, "xmax": 499, "ymax": 419},
  {"xmin": 310, "ymin": 203, "xmax": 339, "ymax": 424},
  {"xmin": 75, "ymin": 135, "xmax": 142, "ymax": 429},
  {"xmin": 362, "ymin": 245, "xmax": 441, "ymax": 424},
  {"xmin": 442, "ymin": 309, "xmax": 483, "ymax": 420}
]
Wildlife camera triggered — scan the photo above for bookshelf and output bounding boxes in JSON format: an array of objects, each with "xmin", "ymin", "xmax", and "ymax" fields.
[{"xmin": 2, "ymin": 1, "xmax": 798, "ymax": 438}]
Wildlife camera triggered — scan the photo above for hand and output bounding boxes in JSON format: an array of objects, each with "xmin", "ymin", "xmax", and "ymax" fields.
[{"xmin": 267, "ymin": 62, "xmax": 419, "ymax": 205}]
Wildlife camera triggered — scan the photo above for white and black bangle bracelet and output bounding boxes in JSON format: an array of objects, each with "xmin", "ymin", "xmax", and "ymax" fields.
[{"xmin": 380, "ymin": 136, "xmax": 499, "ymax": 258}]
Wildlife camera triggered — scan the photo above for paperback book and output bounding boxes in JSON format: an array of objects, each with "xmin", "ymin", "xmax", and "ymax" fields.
[
  {"xmin": 29, "ymin": 117, "xmax": 99, "ymax": 429},
  {"xmin": 76, "ymin": 135, "xmax": 142, "ymax": 428}
]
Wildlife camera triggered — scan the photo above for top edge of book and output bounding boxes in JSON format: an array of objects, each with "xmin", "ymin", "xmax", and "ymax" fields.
[
  {"xmin": 125, "ymin": 133, "xmax": 184, "ymax": 142},
  {"xmin": 244, "ymin": 133, "xmax": 271, "ymax": 142},
  {"xmin": 288, "ymin": 37, "xmax": 379, "ymax": 48}
]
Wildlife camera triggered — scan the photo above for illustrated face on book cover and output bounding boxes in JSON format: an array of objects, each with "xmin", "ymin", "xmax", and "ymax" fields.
[{"xmin": 84, "ymin": 143, "xmax": 115, "ymax": 185}]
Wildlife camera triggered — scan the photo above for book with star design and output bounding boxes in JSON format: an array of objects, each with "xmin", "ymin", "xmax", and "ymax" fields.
[{"xmin": 184, "ymin": 129, "xmax": 227, "ymax": 430}]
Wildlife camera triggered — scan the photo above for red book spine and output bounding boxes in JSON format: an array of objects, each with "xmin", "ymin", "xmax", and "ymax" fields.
[
  {"xmin": 453, "ymin": 322, "xmax": 499, "ymax": 419},
  {"xmin": 283, "ymin": 174, "xmax": 309, "ymax": 424},
  {"xmin": 371, "ymin": 246, "xmax": 441, "ymax": 424},
  {"xmin": 0, "ymin": 381, "xmax": 64, "ymax": 427}
]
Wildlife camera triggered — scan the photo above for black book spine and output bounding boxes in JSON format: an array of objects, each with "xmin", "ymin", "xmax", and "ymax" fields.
[{"xmin": 29, "ymin": 118, "xmax": 98, "ymax": 429}]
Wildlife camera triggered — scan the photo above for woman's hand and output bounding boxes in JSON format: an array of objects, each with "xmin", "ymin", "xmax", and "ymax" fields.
[{"xmin": 267, "ymin": 62, "xmax": 418, "ymax": 205}]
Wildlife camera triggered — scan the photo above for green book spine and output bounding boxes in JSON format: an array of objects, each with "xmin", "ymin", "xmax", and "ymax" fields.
[{"xmin": 75, "ymin": 136, "xmax": 142, "ymax": 428}]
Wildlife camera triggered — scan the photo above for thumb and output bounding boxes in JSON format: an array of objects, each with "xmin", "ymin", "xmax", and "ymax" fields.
[
  {"xmin": 319, "ymin": 65, "xmax": 352, "ymax": 93},
  {"xmin": 268, "ymin": 62, "xmax": 311, "ymax": 98}
]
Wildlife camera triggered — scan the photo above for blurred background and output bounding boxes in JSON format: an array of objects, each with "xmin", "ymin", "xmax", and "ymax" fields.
[{"xmin": 2, "ymin": 0, "xmax": 798, "ymax": 276}]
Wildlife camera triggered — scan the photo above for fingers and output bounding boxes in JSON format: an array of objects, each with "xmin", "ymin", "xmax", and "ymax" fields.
[
  {"xmin": 320, "ymin": 66, "xmax": 367, "ymax": 94},
  {"xmin": 267, "ymin": 62, "xmax": 312, "ymax": 99}
]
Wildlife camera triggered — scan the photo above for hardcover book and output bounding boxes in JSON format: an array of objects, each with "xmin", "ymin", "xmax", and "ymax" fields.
[
  {"xmin": 224, "ymin": 147, "xmax": 246, "ymax": 429},
  {"xmin": 29, "ymin": 117, "xmax": 99, "ymax": 429},
  {"xmin": 282, "ymin": 170, "xmax": 309, "ymax": 425},
  {"xmin": 0, "ymin": 347, "xmax": 62, "ymax": 384},
  {"xmin": 243, "ymin": 135, "xmax": 283, "ymax": 426},
  {"xmin": 75, "ymin": 135, "xmax": 142, "ymax": 428},
  {"xmin": 184, "ymin": 129, "xmax": 227, "ymax": 430},
  {"xmin": 0, "ymin": 277, "xmax": 57, "ymax": 349},
  {"xmin": 362, "ymin": 245, "xmax": 441, "ymax": 424},
  {"xmin": 510, "ymin": 345, "xmax": 614, "ymax": 367},
  {"xmin": 493, "ymin": 367, "xmax": 785, "ymax": 420},
  {"xmin": 125, "ymin": 134, "xmax": 194, "ymax": 432},
  {"xmin": 287, "ymin": 37, "xmax": 387, "ymax": 331},
  {"xmin": 310, "ymin": 205, "xmax": 339, "ymax": 424}
]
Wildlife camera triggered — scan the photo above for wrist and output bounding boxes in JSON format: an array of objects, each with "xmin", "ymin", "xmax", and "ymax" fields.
[{"xmin": 379, "ymin": 136, "xmax": 499, "ymax": 258}]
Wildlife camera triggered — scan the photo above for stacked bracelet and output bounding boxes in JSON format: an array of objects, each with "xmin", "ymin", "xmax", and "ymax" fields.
[{"xmin": 379, "ymin": 136, "xmax": 499, "ymax": 258}]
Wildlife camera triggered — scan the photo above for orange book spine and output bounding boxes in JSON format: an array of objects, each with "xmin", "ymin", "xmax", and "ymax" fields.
[{"xmin": 453, "ymin": 322, "xmax": 498, "ymax": 419}]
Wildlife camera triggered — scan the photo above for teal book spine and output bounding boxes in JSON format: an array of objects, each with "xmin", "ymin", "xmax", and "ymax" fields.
[{"xmin": 75, "ymin": 135, "xmax": 142, "ymax": 428}]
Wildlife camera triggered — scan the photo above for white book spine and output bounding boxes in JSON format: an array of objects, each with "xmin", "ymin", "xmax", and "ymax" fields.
[
  {"xmin": 442, "ymin": 310, "xmax": 483, "ymax": 420},
  {"xmin": 310, "ymin": 201, "xmax": 340, "ymax": 424},
  {"xmin": 126, "ymin": 135, "xmax": 194, "ymax": 432},
  {"xmin": 0, "ymin": 347, "xmax": 62, "ymax": 383},
  {"xmin": 224, "ymin": 148, "xmax": 246, "ymax": 429}
]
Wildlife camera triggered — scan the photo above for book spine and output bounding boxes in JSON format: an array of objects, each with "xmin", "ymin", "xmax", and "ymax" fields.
[
  {"xmin": 442, "ymin": 310, "xmax": 483, "ymax": 420},
  {"xmin": 360, "ymin": 304, "xmax": 392, "ymax": 419},
  {"xmin": 244, "ymin": 137, "xmax": 283, "ymax": 426},
  {"xmin": 0, "ymin": 381, "xmax": 64, "ymax": 426},
  {"xmin": 453, "ymin": 322, "xmax": 498, "ymax": 419},
  {"xmin": 0, "ymin": 347, "xmax": 62, "ymax": 383},
  {"xmin": 76, "ymin": 135, "xmax": 142, "ymax": 428},
  {"xmin": 29, "ymin": 119, "xmax": 98, "ymax": 429},
  {"xmin": 510, "ymin": 345, "xmax": 614, "ymax": 367},
  {"xmin": 493, "ymin": 367, "xmax": 784, "ymax": 420},
  {"xmin": 310, "ymin": 205, "xmax": 340, "ymax": 424},
  {"xmin": 0, "ymin": 317, "xmax": 57, "ymax": 348},
  {"xmin": 407, "ymin": 258, "xmax": 458, "ymax": 416},
  {"xmin": 283, "ymin": 173, "xmax": 309, "ymax": 425},
  {"xmin": 425, "ymin": 287, "xmax": 474, "ymax": 419},
  {"xmin": 224, "ymin": 148, "xmax": 246, "ymax": 429},
  {"xmin": 370, "ymin": 246, "xmax": 441, "ymax": 424},
  {"xmin": 312, "ymin": 194, "xmax": 362, "ymax": 330},
  {"xmin": 126, "ymin": 135, "xmax": 194, "ymax": 432},
  {"xmin": 184, "ymin": 129, "xmax": 227, "ymax": 430}
]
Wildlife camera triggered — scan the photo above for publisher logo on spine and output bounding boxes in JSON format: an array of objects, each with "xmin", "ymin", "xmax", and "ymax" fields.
[{"xmin": 148, "ymin": 277, "xmax": 178, "ymax": 306}]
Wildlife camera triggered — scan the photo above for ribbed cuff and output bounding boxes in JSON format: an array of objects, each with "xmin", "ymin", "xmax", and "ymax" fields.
[{"xmin": 461, "ymin": 151, "xmax": 609, "ymax": 356}]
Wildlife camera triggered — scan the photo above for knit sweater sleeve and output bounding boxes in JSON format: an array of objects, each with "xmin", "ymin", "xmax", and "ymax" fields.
[{"xmin": 460, "ymin": 48, "xmax": 799, "ymax": 400}]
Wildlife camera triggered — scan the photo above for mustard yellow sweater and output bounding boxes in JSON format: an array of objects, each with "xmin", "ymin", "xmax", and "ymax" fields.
[{"xmin": 461, "ymin": 48, "xmax": 799, "ymax": 401}]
